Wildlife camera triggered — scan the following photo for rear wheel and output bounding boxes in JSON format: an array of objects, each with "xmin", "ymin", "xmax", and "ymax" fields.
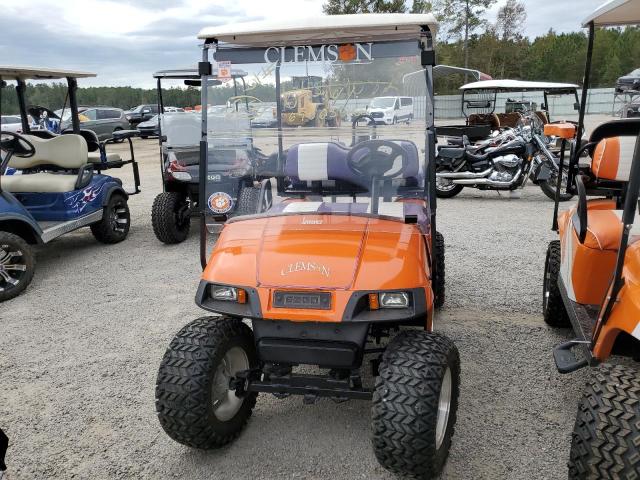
[
  {"xmin": 0, "ymin": 232, "xmax": 35, "ymax": 302},
  {"xmin": 435, "ymin": 173, "xmax": 464, "ymax": 199},
  {"xmin": 90, "ymin": 193, "xmax": 130, "ymax": 244},
  {"xmin": 152, "ymin": 191, "xmax": 190, "ymax": 244},
  {"xmin": 542, "ymin": 240, "xmax": 570, "ymax": 327},
  {"xmin": 234, "ymin": 185, "xmax": 269, "ymax": 217},
  {"xmin": 433, "ymin": 231, "xmax": 445, "ymax": 309},
  {"xmin": 569, "ymin": 363, "xmax": 640, "ymax": 479},
  {"xmin": 155, "ymin": 316, "xmax": 258, "ymax": 449},
  {"xmin": 372, "ymin": 330, "xmax": 460, "ymax": 479}
]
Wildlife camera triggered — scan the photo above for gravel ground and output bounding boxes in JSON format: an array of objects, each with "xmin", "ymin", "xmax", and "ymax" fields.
[{"xmin": 0, "ymin": 116, "xmax": 610, "ymax": 479}]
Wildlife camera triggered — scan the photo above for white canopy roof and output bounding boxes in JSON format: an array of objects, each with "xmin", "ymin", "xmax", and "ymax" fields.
[
  {"xmin": 582, "ymin": 0, "xmax": 640, "ymax": 27},
  {"xmin": 197, "ymin": 13, "xmax": 437, "ymax": 46},
  {"xmin": 0, "ymin": 66, "xmax": 96, "ymax": 80},
  {"xmin": 460, "ymin": 79, "xmax": 578, "ymax": 92}
]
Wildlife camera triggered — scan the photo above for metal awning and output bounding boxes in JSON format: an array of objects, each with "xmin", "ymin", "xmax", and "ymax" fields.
[
  {"xmin": 0, "ymin": 66, "xmax": 96, "ymax": 80},
  {"xmin": 582, "ymin": 0, "xmax": 640, "ymax": 27},
  {"xmin": 197, "ymin": 13, "xmax": 438, "ymax": 46}
]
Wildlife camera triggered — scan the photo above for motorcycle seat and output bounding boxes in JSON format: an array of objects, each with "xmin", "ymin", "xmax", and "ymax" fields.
[{"xmin": 438, "ymin": 147, "xmax": 465, "ymax": 160}]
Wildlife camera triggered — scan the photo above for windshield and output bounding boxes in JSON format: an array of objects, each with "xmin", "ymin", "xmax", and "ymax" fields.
[
  {"xmin": 202, "ymin": 42, "xmax": 431, "ymax": 232},
  {"xmin": 369, "ymin": 97, "xmax": 396, "ymax": 109}
]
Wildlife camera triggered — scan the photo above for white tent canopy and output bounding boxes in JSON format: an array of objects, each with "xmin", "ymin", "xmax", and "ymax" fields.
[
  {"xmin": 582, "ymin": 0, "xmax": 640, "ymax": 27},
  {"xmin": 0, "ymin": 66, "xmax": 95, "ymax": 80},
  {"xmin": 460, "ymin": 79, "xmax": 578, "ymax": 92},
  {"xmin": 197, "ymin": 13, "xmax": 438, "ymax": 47}
]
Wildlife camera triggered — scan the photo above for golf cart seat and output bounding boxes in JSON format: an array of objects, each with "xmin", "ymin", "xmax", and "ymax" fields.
[
  {"xmin": 496, "ymin": 112, "xmax": 523, "ymax": 129},
  {"xmin": 559, "ymin": 132, "xmax": 639, "ymax": 304},
  {"xmin": 1, "ymin": 134, "xmax": 89, "ymax": 193},
  {"xmin": 63, "ymin": 129, "xmax": 122, "ymax": 164},
  {"xmin": 468, "ymin": 113, "xmax": 500, "ymax": 131},
  {"xmin": 88, "ymin": 152, "xmax": 122, "ymax": 163},
  {"xmin": 285, "ymin": 141, "xmax": 421, "ymax": 190}
]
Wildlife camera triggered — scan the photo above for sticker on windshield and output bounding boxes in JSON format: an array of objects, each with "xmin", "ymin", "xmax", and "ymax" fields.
[
  {"xmin": 208, "ymin": 192, "xmax": 233, "ymax": 214},
  {"xmin": 217, "ymin": 61, "xmax": 231, "ymax": 81}
]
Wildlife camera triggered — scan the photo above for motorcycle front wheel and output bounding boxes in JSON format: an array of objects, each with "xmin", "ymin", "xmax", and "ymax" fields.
[{"xmin": 539, "ymin": 167, "xmax": 573, "ymax": 202}]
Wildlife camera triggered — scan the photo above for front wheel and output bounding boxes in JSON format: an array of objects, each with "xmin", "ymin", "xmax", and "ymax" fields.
[
  {"xmin": 0, "ymin": 232, "xmax": 36, "ymax": 302},
  {"xmin": 539, "ymin": 166, "xmax": 573, "ymax": 201},
  {"xmin": 569, "ymin": 364, "xmax": 640, "ymax": 478},
  {"xmin": 155, "ymin": 316, "xmax": 258, "ymax": 449},
  {"xmin": 372, "ymin": 330, "xmax": 460, "ymax": 479},
  {"xmin": 542, "ymin": 240, "xmax": 570, "ymax": 327},
  {"xmin": 90, "ymin": 193, "xmax": 130, "ymax": 244}
]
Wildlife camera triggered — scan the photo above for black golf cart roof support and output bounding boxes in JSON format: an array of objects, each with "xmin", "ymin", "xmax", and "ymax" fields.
[
  {"xmin": 594, "ymin": 134, "xmax": 640, "ymax": 338},
  {"xmin": 199, "ymin": 44, "xmax": 212, "ymax": 270},
  {"xmin": 67, "ymin": 77, "xmax": 81, "ymax": 134},
  {"xmin": 421, "ymin": 30, "xmax": 437, "ymax": 241},
  {"xmin": 156, "ymin": 76, "xmax": 165, "ymax": 192},
  {"xmin": 15, "ymin": 80, "xmax": 30, "ymax": 133},
  {"xmin": 569, "ymin": 21, "xmax": 595, "ymax": 192},
  {"xmin": 275, "ymin": 63, "xmax": 285, "ymax": 193}
]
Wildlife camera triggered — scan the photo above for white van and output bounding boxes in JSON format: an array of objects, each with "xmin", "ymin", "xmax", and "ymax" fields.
[{"xmin": 367, "ymin": 96, "xmax": 413, "ymax": 125}]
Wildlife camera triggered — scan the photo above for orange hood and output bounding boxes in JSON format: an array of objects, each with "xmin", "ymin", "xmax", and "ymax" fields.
[{"xmin": 202, "ymin": 214, "xmax": 429, "ymax": 292}]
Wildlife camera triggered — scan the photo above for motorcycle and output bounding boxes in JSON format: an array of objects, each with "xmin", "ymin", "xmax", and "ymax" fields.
[{"xmin": 435, "ymin": 113, "xmax": 572, "ymax": 201}]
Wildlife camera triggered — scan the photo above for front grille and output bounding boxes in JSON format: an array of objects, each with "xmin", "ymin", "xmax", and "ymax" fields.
[
  {"xmin": 273, "ymin": 291, "xmax": 331, "ymax": 310},
  {"xmin": 370, "ymin": 112, "xmax": 384, "ymax": 118}
]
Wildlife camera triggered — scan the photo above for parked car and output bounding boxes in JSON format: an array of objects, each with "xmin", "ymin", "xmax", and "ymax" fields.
[
  {"xmin": 367, "ymin": 96, "xmax": 413, "ymax": 125},
  {"xmin": 616, "ymin": 68, "xmax": 640, "ymax": 94},
  {"xmin": 125, "ymin": 104, "xmax": 159, "ymax": 125},
  {"xmin": 1, "ymin": 115, "xmax": 23, "ymax": 133},
  {"xmin": 137, "ymin": 114, "xmax": 160, "ymax": 138},
  {"xmin": 250, "ymin": 105, "xmax": 277, "ymax": 128},
  {"xmin": 164, "ymin": 106, "xmax": 184, "ymax": 113},
  {"xmin": 57, "ymin": 106, "xmax": 130, "ymax": 140}
]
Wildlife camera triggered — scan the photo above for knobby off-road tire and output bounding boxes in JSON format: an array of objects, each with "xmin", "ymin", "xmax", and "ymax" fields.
[
  {"xmin": 234, "ymin": 186, "xmax": 262, "ymax": 216},
  {"xmin": 155, "ymin": 316, "xmax": 258, "ymax": 449},
  {"xmin": 151, "ymin": 192, "xmax": 190, "ymax": 244},
  {"xmin": 543, "ymin": 240, "xmax": 571, "ymax": 327},
  {"xmin": 372, "ymin": 330, "xmax": 460, "ymax": 479},
  {"xmin": 90, "ymin": 193, "xmax": 130, "ymax": 244},
  {"xmin": 433, "ymin": 231, "xmax": 445, "ymax": 309},
  {"xmin": 569, "ymin": 363, "xmax": 640, "ymax": 479},
  {"xmin": 0, "ymin": 232, "xmax": 36, "ymax": 302}
]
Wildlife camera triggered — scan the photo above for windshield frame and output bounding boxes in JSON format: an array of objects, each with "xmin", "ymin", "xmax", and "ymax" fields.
[{"xmin": 197, "ymin": 29, "xmax": 437, "ymax": 268}]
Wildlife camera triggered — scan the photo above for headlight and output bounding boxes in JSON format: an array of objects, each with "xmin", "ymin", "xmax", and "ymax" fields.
[
  {"xmin": 368, "ymin": 291, "xmax": 410, "ymax": 309},
  {"xmin": 171, "ymin": 171, "xmax": 192, "ymax": 181},
  {"xmin": 379, "ymin": 292, "xmax": 410, "ymax": 308},
  {"xmin": 211, "ymin": 285, "xmax": 246, "ymax": 303}
]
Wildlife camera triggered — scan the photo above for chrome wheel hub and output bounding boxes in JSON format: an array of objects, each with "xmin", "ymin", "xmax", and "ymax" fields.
[
  {"xmin": 0, "ymin": 244, "xmax": 26, "ymax": 292},
  {"xmin": 436, "ymin": 176, "xmax": 456, "ymax": 192},
  {"xmin": 212, "ymin": 346, "xmax": 249, "ymax": 421},
  {"xmin": 435, "ymin": 366, "xmax": 452, "ymax": 450},
  {"xmin": 111, "ymin": 203, "xmax": 129, "ymax": 233}
]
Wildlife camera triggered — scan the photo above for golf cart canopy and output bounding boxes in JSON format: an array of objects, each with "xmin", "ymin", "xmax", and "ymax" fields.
[
  {"xmin": 153, "ymin": 68, "xmax": 248, "ymax": 80},
  {"xmin": 0, "ymin": 66, "xmax": 95, "ymax": 81},
  {"xmin": 582, "ymin": 0, "xmax": 640, "ymax": 27},
  {"xmin": 197, "ymin": 13, "xmax": 437, "ymax": 46},
  {"xmin": 460, "ymin": 80, "xmax": 578, "ymax": 94}
]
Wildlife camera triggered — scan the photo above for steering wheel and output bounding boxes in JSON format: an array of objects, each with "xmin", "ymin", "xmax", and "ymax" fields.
[
  {"xmin": 0, "ymin": 131, "xmax": 36, "ymax": 159},
  {"xmin": 346, "ymin": 140, "xmax": 407, "ymax": 179},
  {"xmin": 351, "ymin": 113, "xmax": 376, "ymax": 128}
]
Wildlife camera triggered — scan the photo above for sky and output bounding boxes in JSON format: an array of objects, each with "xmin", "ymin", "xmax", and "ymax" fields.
[{"xmin": 0, "ymin": 0, "xmax": 605, "ymax": 88}]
